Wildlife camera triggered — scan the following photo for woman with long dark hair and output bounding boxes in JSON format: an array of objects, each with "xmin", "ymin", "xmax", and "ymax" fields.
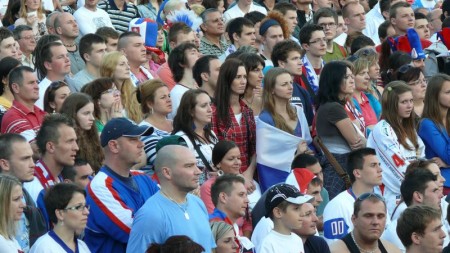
[
  {"xmin": 395, "ymin": 64, "xmax": 427, "ymax": 117},
  {"xmin": 238, "ymin": 53, "xmax": 265, "ymax": 116},
  {"xmin": 211, "ymin": 58, "xmax": 256, "ymax": 193}
]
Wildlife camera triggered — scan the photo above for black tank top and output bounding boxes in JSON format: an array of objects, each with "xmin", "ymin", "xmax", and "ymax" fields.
[{"xmin": 341, "ymin": 233, "xmax": 389, "ymax": 253}]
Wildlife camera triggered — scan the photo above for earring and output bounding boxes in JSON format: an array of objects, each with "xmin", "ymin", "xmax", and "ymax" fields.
[{"xmin": 150, "ymin": 107, "xmax": 153, "ymax": 114}]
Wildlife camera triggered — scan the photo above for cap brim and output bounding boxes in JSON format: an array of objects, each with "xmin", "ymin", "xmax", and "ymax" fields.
[
  {"xmin": 285, "ymin": 195, "xmax": 315, "ymax": 205},
  {"xmin": 123, "ymin": 125, "xmax": 154, "ymax": 138}
]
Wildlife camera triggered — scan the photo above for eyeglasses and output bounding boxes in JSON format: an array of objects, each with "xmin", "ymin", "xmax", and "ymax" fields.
[
  {"xmin": 344, "ymin": 74, "xmax": 355, "ymax": 79},
  {"xmin": 64, "ymin": 204, "xmax": 90, "ymax": 212},
  {"xmin": 357, "ymin": 48, "xmax": 377, "ymax": 57},
  {"xmin": 101, "ymin": 88, "xmax": 120, "ymax": 96},
  {"xmin": 357, "ymin": 192, "xmax": 385, "ymax": 202},
  {"xmin": 318, "ymin": 22, "xmax": 336, "ymax": 29},
  {"xmin": 408, "ymin": 78, "xmax": 427, "ymax": 86},
  {"xmin": 20, "ymin": 35, "xmax": 35, "ymax": 41},
  {"xmin": 309, "ymin": 38, "xmax": 327, "ymax": 44}
]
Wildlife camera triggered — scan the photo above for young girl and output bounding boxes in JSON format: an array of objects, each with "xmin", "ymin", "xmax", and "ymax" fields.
[{"xmin": 367, "ymin": 81, "xmax": 425, "ymax": 214}]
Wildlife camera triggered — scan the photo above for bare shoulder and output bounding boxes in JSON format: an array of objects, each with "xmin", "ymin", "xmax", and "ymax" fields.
[
  {"xmin": 329, "ymin": 240, "xmax": 351, "ymax": 253},
  {"xmin": 380, "ymin": 239, "xmax": 402, "ymax": 253}
]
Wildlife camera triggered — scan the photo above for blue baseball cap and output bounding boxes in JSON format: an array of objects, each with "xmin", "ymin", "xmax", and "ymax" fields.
[{"xmin": 100, "ymin": 118, "xmax": 154, "ymax": 147}]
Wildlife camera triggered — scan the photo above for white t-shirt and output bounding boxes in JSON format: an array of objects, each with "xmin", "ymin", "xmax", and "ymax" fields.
[
  {"xmin": 73, "ymin": 7, "xmax": 114, "ymax": 36},
  {"xmin": 30, "ymin": 233, "xmax": 91, "ymax": 253},
  {"xmin": 258, "ymin": 230, "xmax": 304, "ymax": 253},
  {"xmin": 36, "ymin": 77, "xmax": 52, "ymax": 110},
  {"xmin": 223, "ymin": 2, "xmax": 267, "ymax": 24},
  {"xmin": 0, "ymin": 235, "xmax": 22, "ymax": 253},
  {"xmin": 168, "ymin": 84, "xmax": 189, "ymax": 120},
  {"xmin": 334, "ymin": 33, "xmax": 347, "ymax": 47}
]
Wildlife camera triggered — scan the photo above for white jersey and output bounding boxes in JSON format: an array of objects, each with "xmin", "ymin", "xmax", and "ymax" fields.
[
  {"xmin": 323, "ymin": 189, "xmax": 355, "ymax": 244},
  {"xmin": 30, "ymin": 232, "xmax": 91, "ymax": 253},
  {"xmin": 367, "ymin": 120, "xmax": 425, "ymax": 214}
]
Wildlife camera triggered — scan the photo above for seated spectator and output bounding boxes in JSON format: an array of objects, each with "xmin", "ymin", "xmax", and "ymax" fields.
[
  {"xmin": 60, "ymin": 93, "xmax": 104, "ymax": 173},
  {"xmin": 43, "ymin": 81, "xmax": 71, "ymax": 114},
  {"xmin": 238, "ymin": 53, "xmax": 264, "ymax": 116},
  {"xmin": 30, "ymin": 183, "xmax": 90, "ymax": 253},
  {"xmin": 85, "ymin": 118, "xmax": 159, "ymax": 253},
  {"xmin": 353, "ymin": 47, "xmax": 382, "ymax": 106},
  {"xmin": 146, "ymin": 236, "xmax": 205, "ymax": 253},
  {"xmin": 137, "ymin": 79, "xmax": 172, "ymax": 168},
  {"xmin": 395, "ymin": 64, "xmax": 427, "ymax": 118},
  {"xmin": 61, "ymin": 158, "xmax": 94, "ymax": 188},
  {"xmin": 1, "ymin": 66, "xmax": 46, "ymax": 143},
  {"xmin": 329, "ymin": 193, "xmax": 401, "ymax": 253},
  {"xmin": 0, "ymin": 57, "xmax": 21, "ymax": 115},
  {"xmin": 397, "ymin": 205, "xmax": 446, "ymax": 253},
  {"xmin": 95, "ymin": 27, "xmax": 119, "ymax": 52},
  {"xmin": 199, "ymin": 8, "xmax": 229, "ymax": 57},
  {"xmin": 97, "ymin": 0, "xmax": 140, "ymax": 33},
  {"xmin": 126, "ymin": 145, "xmax": 215, "ymax": 252},
  {"xmin": 367, "ymin": 81, "xmax": 425, "ymax": 214},
  {"xmin": 295, "ymin": 202, "xmax": 330, "ymax": 253},
  {"xmin": 81, "ymin": 77, "xmax": 122, "ymax": 133},
  {"xmin": 13, "ymin": 25, "xmax": 36, "ymax": 69},
  {"xmin": 14, "ymin": 0, "xmax": 47, "ymax": 41},
  {"xmin": 73, "ymin": 0, "xmax": 114, "ymax": 35},
  {"xmin": 210, "ymin": 222, "xmax": 239, "ymax": 253}
]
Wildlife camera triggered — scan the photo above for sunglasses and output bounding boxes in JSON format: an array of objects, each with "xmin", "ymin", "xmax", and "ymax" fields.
[{"xmin": 357, "ymin": 192, "xmax": 385, "ymax": 202}]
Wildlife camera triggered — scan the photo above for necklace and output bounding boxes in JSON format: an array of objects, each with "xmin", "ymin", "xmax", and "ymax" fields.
[
  {"xmin": 161, "ymin": 191, "xmax": 190, "ymax": 220},
  {"xmin": 64, "ymin": 43, "xmax": 76, "ymax": 48},
  {"xmin": 243, "ymin": 96, "xmax": 253, "ymax": 106},
  {"xmin": 351, "ymin": 231, "xmax": 378, "ymax": 253}
]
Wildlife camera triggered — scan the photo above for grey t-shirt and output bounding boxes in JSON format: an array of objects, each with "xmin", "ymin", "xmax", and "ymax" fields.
[{"xmin": 67, "ymin": 69, "xmax": 96, "ymax": 92}]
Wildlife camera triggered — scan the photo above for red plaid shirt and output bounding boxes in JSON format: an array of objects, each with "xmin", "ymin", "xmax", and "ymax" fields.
[{"xmin": 211, "ymin": 100, "xmax": 256, "ymax": 173}]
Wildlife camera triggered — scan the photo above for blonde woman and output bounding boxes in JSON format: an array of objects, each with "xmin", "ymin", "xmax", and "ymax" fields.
[
  {"xmin": 0, "ymin": 174, "xmax": 25, "ymax": 252},
  {"xmin": 100, "ymin": 52, "xmax": 142, "ymax": 123},
  {"xmin": 210, "ymin": 221, "xmax": 239, "ymax": 253},
  {"xmin": 14, "ymin": 0, "xmax": 47, "ymax": 40}
]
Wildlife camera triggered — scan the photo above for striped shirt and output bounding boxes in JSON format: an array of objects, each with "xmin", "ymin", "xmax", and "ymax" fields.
[{"xmin": 98, "ymin": 0, "xmax": 141, "ymax": 33}]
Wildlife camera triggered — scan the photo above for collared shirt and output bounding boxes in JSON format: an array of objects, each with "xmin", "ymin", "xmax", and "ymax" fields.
[
  {"xmin": 0, "ymin": 100, "xmax": 46, "ymax": 142},
  {"xmin": 199, "ymin": 36, "xmax": 229, "ymax": 57},
  {"xmin": 21, "ymin": 53, "xmax": 34, "ymax": 69},
  {"xmin": 98, "ymin": 0, "xmax": 140, "ymax": 33}
]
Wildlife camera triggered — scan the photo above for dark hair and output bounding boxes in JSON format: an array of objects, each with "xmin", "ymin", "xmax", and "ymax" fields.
[
  {"xmin": 81, "ymin": 77, "xmax": 115, "ymax": 120},
  {"xmin": 8, "ymin": 65, "xmax": 34, "ymax": 92},
  {"xmin": 95, "ymin": 26, "xmax": 119, "ymax": 40},
  {"xmin": 117, "ymin": 31, "xmax": 141, "ymax": 50},
  {"xmin": 43, "ymin": 81, "xmax": 69, "ymax": 113},
  {"xmin": 273, "ymin": 2, "xmax": 297, "ymax": 15},
  {"xmin": 33, "ymin": 35, "xmax": 61, "ymax": 80},
  {"xmin": 238, "ymin": 53, "xmax": 264, "ymax": 94},
  {"xmin": 44, "ymin": 183, "xmax": 86, "ymax": 224},
  {"xmin": 0, "ymin": 27, "xmax": 13, "ymax": 46},
  {"xmin": 299, "ymin": 24, "xmax": 324, "ymax": 45},
  {"xmin": 423, "ymin": 73, "xmax": 450, "ymax": 136},
  {"xmin": 397, "ymin": 205, "xmax": 442, "ymax": 248},
  {"xmin": 401, "ymin": 166, "xmax": 437, "ymax": 206},
  {"xmin": 172, "ymin": 89, "xmax": 217, "ymax": 144},
  {"xmin": 202, "ymin": 0, "xmax": 223, "ymax": 10},
  {"xmin": 414, "ymin": 11, "xmax": 428, "ymax": 21},
  {"xmin": 35, "ymin": 41, "xmax": 65, "ymax": 80},
  {"xmin": 2, "ymin": 0, "xmax": 20, "ymax": 27},
  {"xmin": 227, "ymin": 17, "xmax": 254, "ymax": 44},
  {"xmin": 79, "ymin": 34, "xmax": 106, "ymax": 63},
  {"xmin": 214, "ymin": 58, "xmax": 246, "ymax": 125},
  {"xmin": 212, "ymin": 140, "xmax": 239, "ymax": 166},
  {"xmin": 168, "ymin": 42, "xmax": 197, "ymax": 83},
  {"xmin": 0, "ymin": 133, "xmax": 27, "ymax": 163},
  {"xmin": 378, "ymin": 20, "xmax": 391, "ymax": 41},
  {"xmin": 193, "ymin": 55, "xmax": 218, "ymax": 87},
  {"xmin": 380, "ymin": 51, "xmax": 412, "ymax": 83},
  {"xmin": 316, "ymin": 61, "xmax": 352, "ymax": 107},
  {"xmin": 350, "ymin": 35, "xmax": 375, "ymax": 55},
  {"xmin": 211, "ymin": 174, "xmax": 245, "ymax": 206},
  {"xmin": 395, "ymin": 64, "xmax": 422, "ymax": 83},
  {"xmin": 0, "ymin": 57, "xmax": 21, "ymax": 96},
  {"xmin": 443, "ymin": 16, "xmax": 450, "ymax": 28},
  {"xmin": 12, "ymin": 25, "xmax": 33, "ymax": 41},
  {"xmin": 353, "ymin": 194, "xmax": 386, "ymax": 217},
  {"xmin": 146, "ymin": 235, "xmax": 205, "ymax": 253},
  {"xmin": 379, "ymin": 0, "xmax": 391, "ymax": 14},
  {"xmin": 62, "ymin": 158, "xmax": 89, "ymax": 181},
  {"xmin": 36, "ymin": 113, "xmax": 75, "ymax": 156},
  {"xmin": 291, "ymin": 153, "xmax": 319, "ymax": 169},
  {"xmin": 313, "ymin": 7, "xmax": 338, "ymax": 24},
  {"xmin": 271, "ymin": 40, "xmax": 302, "ymax": 67},
  {"xmin": 168, "ymin": 22, "xmax": 193, "ymax": 43},
  {"xmin": 347, "ymin": 148, "xmax": 377, "ymax": 183},
  {"xmin": 244, "ymin": 11, "xmax": 265, "ymax": 25}
]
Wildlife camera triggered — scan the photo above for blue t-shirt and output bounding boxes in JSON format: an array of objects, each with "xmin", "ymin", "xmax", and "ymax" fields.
[{"xmin": 126, "ymin": 192, "xmax": 216, "ymax": 252}]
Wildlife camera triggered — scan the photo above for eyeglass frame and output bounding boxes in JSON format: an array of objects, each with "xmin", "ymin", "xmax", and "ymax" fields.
[{"xmin": 64, "ymin": 203, "xmax": 90, "ymax": 212}]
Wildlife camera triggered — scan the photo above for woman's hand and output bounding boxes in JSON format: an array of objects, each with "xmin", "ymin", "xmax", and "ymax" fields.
[
  {"xmin": 432, "ymin": 157, "xmax": 449, "ymax": 168},
  {"xmin": 241, "ymin": 170, "xmax": 256, "ymax": 194},
  {"xmin": 350, "ymin": 137, "xmax": 366, "ymax": 149},
  {"xmin": 26, "ymin": 15, "xmax": 37, "ymax": 25},
  {"xmin": 110, "ymin": 100, "xmax": 123, "ymax": 118}
]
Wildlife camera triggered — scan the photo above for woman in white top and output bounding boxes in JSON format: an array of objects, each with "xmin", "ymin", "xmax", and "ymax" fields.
[
  {"xmin": 30, "ymin": 183, "xmax": 91, "ymax": 253},
  {"xmin": 15, "ymin": 0, "xmax": 47, "ymax": 40},
  {"xmin": 0, "ymin": 174, "xmax": 25, "ymax": 253},
  {"xmin": 367, "ymin": 81, "xmax": 425, "ymax": 214},
  {"xmin": 173, "ymin": 89, "xmax": 218, "ymax": 185}
]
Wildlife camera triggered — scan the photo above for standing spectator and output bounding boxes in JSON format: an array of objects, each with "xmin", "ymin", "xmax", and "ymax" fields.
[
  {"xmin": 13, "ymin": 25, "xmax": 36, "ymax": 69},
  {"xmin": 43, "ymin": 81, "xmax": 71, "ymax": 114},
  {"xmin": 395, "ymin": 65, "xmax": 427, "ymax": 117},
  {"xmin": 1, "ymin": 66, "xmax": 45, "ymax": 143},
  {"xmin": 238, "ymin": 53, "xmax": 264, "ymax": 116},
  {"xmin": 199, "ymin": 8, "xmax": 228, "ymax": 57},
  {"xmin": 14, "ymin": 0, "xmax": 47, "ymax": 41},
  {"xmin": 98, "ymin": 0, "xmax": 141, "ymax": 33},
  {"xmin": 300, "ymin": 24, "xmax": 326, "ymax": 94},
  {"xmin": 73, "ymin": 0, "xmax": 114, "ymax": 36},
  {"xmin": 367, "ymin": 81, "xmax": 425, "ymax": 214},
  {"xmin": 0, "ymin": 57, "xmax": 21, "ymax": 115},
  {"xmin": 126, "ymin": 145, "xmax": 215, "ymax": 252},
  {"xmin": 315, "ymin": 61, "xmax": 366, "ymax": 199},
  {"xmin": 223, "ymin": 0, "xmax": 266, "ymax": 23},
  {"xmin": 100, "ymin": 51, "xmax": 142, "ymax": 123},
  {"xmin": 211, "ymin": 59, "xmax": 256, "ymax": 193},
  {"xmin": 67, "ymin": 34, "xmax": 107, "ymax": 92},
  {"xmin": 96, "ymin": 27, "xmax": 120, "ymax": 52},
  {"xmin": 314, "ymin": 8, "xmax": 347, "ymax": 63},
  {"xmin": 85, "ymin": 117, "xmax": 159, "ymax": 253},
  {"xmin": 167, "ymin": 42, "xmax": 199, "ymax": 119},
  {"xmin": 30, "ymin": 183, "xmax": 91, "ymax": 253},
  {"xmin": 419, "ymin": 74, "xmax": 450, "ymax": 193},
  {"xmin": 295, "ymin": 202, "xmax": 330, "ymax": 253},
  {"xmin": 81, "ymin": 77, "xmax": 122, "ymax": 133},
  {"xmin": 172, "ymin": 89, "xmax": 218, "ymax": 184},
  {"xmin": 60, "ymin": 93, "xmax": 104, "ymax": 173},
  {"xmin": 54, "ymin": 13, "xmax": 85, "ymax": 75},
  {"xmin": 118, "ymin": 31, "xmax": 153, "ymax": 86},
  {"xmin": 34, "ymin": 42, "xmax": 71, "ymax": 110},
  {"xmin": 0, "ymin": 174, "xmax": 26, "ymax": 252}
]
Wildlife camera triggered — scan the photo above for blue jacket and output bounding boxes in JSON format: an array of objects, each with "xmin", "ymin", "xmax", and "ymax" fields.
[{"xmin": 84, "ymin": 166, "xmax": 159, "ymax": 252}]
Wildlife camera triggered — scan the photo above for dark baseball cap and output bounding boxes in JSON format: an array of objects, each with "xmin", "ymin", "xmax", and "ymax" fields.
[
  {"xmin": 100, "ymin": 118, "xmax": 154, "ymax": 147},
  {"xmin": 265, "ymin": 184, "xmax": 314, "ymax": 218}
]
